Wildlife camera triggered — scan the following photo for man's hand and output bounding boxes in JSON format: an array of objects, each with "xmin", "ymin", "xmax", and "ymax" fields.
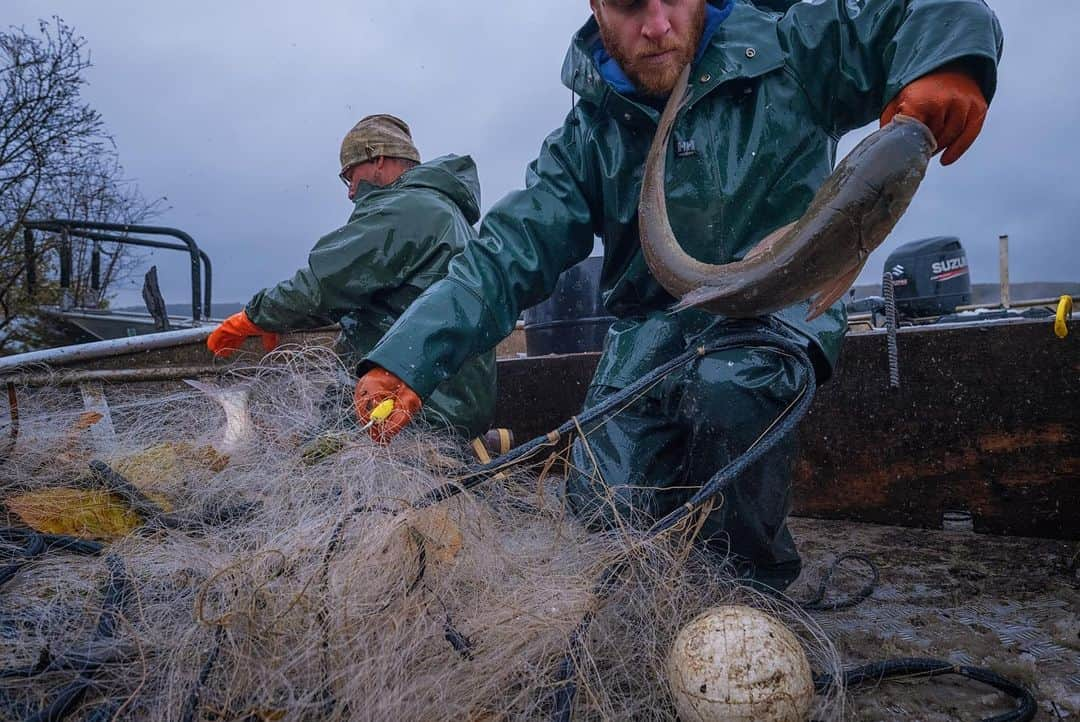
[
  {"xmin": 881, "ymin": 64, "xmax": 988, "ymax": 166},
  {"xmin": 354, "ymin": 367, "xmax": 422, "ymax": 443},
  {"xmin": 206, "ymin": 311, "xmax": 280, "ymax": 358}
]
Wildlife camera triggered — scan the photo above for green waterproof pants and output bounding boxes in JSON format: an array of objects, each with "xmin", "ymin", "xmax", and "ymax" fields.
[{"xmin": 567, "ymin": 318, "xmax": 810, "ymax": 591}]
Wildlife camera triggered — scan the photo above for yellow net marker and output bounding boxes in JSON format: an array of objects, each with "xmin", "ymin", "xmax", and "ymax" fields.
[
  {"xmin": 1056, "ymin": 295, "xmax": 1073, "ymax": 339},
  {"xmin": 370, "ymin": 399, "xmax": 396, "ymax": 422},
  {"xmin": 359, "ymin": 399, "xmax": 396, "ymax": 432}
]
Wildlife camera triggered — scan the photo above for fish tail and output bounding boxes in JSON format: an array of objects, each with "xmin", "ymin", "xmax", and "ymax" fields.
[
  {"xmin": 184, "ymin": 379, "xmax": 253, "ymax": 454},
  {"xmin": 670, "ymin": 284, "xmax": 733, "ymax": 314},
  {"xmin": 183, "ymin": 378, "xmax": 221, "ymax": 400},
  {"xmin": 184, "ymin": 379, "xmax": 251, "ymax": 405}
]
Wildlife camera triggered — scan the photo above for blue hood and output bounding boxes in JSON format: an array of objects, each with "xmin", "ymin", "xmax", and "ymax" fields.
[{"xmin": 591, "ymin": 0, "xmax": 734, "ymax": 98}]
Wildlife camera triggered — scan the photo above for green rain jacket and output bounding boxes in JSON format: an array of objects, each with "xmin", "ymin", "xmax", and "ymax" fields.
[
  {"xmin": 364, "ymin": 0, "xmax": 1003, "ymax": 400},
  {"xmin": 246, "ymin": 154, "xmax": 497, "ymax": 438}
]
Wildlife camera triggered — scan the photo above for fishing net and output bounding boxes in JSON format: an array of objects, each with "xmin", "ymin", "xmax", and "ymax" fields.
[{"xmin": 0, "ymin": 348, "xmax": 844, "ymax": 721}]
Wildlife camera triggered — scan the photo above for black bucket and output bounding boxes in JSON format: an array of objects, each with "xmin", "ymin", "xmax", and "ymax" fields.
[{"xmin": 523, "ymin": 256, "xmax": 615, "ymax": 356}]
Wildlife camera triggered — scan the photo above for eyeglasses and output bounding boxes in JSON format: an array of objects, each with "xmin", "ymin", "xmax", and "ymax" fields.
[{"xmin": 339, "ymin": 165, "xmax": 355, "ymax": 187}]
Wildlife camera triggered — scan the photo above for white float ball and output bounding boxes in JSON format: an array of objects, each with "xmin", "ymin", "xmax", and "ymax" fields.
[{"xmin": 666, "ymin": 605, "xmax": 814, "ymax": 722}]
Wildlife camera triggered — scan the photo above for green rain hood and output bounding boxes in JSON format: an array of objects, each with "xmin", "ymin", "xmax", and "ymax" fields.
[{"xmin": 247, "ymin": 154, "xmax": 496, "ymax": 438}]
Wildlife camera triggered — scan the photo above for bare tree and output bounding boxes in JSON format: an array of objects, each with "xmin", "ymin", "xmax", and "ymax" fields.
[
  {"xmin": 0, "ymin": 17, "xmax": 162, "ymax": 354},
  {"xmin": 37, "ymin": 151, "xmax": 164, "ymax": 309}
]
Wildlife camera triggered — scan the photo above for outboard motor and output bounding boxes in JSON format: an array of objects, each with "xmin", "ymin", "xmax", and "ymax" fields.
[{"xmin": 883, "ymin": 236, "xmax": 971, "ymax": 319}]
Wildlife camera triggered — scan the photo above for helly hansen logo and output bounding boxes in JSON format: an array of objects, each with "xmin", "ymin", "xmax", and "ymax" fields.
[{"xmin": 676, "ymin": 139, "xmax": 697, "ymax": 157}]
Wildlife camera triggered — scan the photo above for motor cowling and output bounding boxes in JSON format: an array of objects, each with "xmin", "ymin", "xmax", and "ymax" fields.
[{"xmin": 884, "ymin": 236, "xmax": 972, "ymax": 319}]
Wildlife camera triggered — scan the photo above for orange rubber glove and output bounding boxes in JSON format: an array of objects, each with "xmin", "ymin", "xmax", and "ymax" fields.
[
  {"xmin": 354, "ymin": 367, "xmax": 422, "ymax": 444},
  {"xmin": 881, "ymin": 64, "xmax": 988, "ymax": 166},
  {"xmin": 206, "ymin": 311, "xmax": 280, "ymax": 358}
]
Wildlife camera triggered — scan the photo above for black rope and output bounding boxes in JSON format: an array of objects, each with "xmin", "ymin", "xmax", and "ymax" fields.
[
  {"xmin": 0, "ymin": 564, "xmax": 27, "ymax": 587},
  {"xmin": 24, "ymin": 554, "xmax": 132, "ymax": 722},
  {"xmin": 0, "ymin": 528, "xmax": 103, "ymax": 591},
  {"xmin": 0, "ymin": 644, "xmax": 132, "ymax": 681},
  {"xmin": 0, "ymin": 650, "xmax": 51, "ymax": 680},
  {"xmin": 0, "ymin": 532, "xmax": 44, "ymax": 589},
  {"xmin": 83, "ymin": 461, "xmax": 259, "ymax": 534},
  {"xmin": 334, "ymin": 331, "xmax": 800, "ymax": 532},
  {"xmin": 814, "ymin": 658, "xmax": 1037, "ymax": 722},
  {"xmin": 82, "ymin": 704, "xmax": 118, "ymax": 722},
  {"xmin": 406, "ymin": 528, "xmax": 429, "ymax": 596},
  {"xmin": 87, "ymin": 461, "xmax": 170, "ymax": 521},
  {"xmin": 549, "ymin": 613, "xmax": 594, "ymax": 720},
  {"xmin": 312, "ymin": 512, "xmax": 433, "ymax": 714},
  {"xmin": 180, "ymin": 626, "xmax": 225, "ymax": 722},
  {"xmin": 443, "ymin": 618, "xmax": 474, "ymax": 660},
  {"xmin": 25, "ymin": 684, "xmax": 88, "ymax": 722},
  {"xmin": 0, "ymin": 529, "xmax": 104, "ymax": 557},
  {"xmin": 798, "ymin": 553, "xmax": 879, "ymax": 612},
  {"xmin": 422, "ymin": 580, "xmax": 475, "ymax": 660},
  {"xmin": 549, "ymin": 331, "xmax": 816, "ymax": 721},
  {"xmin": 424, "ymin": 328, "xmax": 805, "ymax": 510}
]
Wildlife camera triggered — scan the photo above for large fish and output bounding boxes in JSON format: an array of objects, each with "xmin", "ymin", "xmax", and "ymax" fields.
[{"xmin": 639, "ymin": 64, "xmax": 937, "ymax": 321}]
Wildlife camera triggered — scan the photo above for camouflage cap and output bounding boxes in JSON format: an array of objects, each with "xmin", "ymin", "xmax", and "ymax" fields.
[{"xmin": 339, "ymin": 114, "xmax": 421, "ymax": 173}]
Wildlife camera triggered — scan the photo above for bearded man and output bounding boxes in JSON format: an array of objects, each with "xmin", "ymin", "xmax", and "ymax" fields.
[{"xmin": 353, "ymin": 0, "xmax": 1002, "ymax": 590}]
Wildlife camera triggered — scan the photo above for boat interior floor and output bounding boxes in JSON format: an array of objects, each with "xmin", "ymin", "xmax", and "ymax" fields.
[{"xmin": 790, "ymin": 517, "xmax": 1079, "ymax": 720}]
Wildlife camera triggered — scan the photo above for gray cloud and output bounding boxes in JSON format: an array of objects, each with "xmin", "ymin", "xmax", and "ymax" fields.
[{"xmin": 6, "ymin": 0, "xmax": 1076, "ymax": 313}]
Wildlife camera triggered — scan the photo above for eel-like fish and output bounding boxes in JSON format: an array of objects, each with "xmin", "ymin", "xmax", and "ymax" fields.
[{"xmin": 638, "ymin": 64, "xmax": 938, "ymax": 321}]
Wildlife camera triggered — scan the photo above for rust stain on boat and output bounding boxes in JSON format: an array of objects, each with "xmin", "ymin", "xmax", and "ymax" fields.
[{"xmin": 978, "ymin": 425, "xmax": 1072, "ymax": 453}]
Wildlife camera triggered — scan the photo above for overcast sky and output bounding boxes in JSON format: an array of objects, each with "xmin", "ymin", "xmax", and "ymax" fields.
[{"xmin": 5, "ymin": 0, "xmax": 1077, "ymax": 313}]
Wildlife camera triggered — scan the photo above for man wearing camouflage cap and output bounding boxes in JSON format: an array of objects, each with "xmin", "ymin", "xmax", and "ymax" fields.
[
  {"xmin": 208, "ymin": 114, "xmax": 497, "ymax": 439},
  {"xmin": 337, "ymin": 114, "xmax": 421, "ymax": 197}
]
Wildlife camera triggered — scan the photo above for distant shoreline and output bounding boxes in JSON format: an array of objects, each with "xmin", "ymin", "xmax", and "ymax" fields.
[{"xmin": 118, "ymin": 281, "xmax": 1080, "ymax": 320}]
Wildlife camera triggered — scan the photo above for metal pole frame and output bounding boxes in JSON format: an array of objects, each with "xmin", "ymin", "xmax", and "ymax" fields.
[
  {"xmin": 22, "ymin": 220, "xmax": 212, "ymax": 322},
  {"xmin": 22, "ymin": 227, "xmax": 36, "ymax": 298}
]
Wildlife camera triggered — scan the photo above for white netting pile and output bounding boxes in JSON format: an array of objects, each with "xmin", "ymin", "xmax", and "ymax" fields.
[{"xmin": 0, "ymin": 349, "xmax": 842, "ymax": 721}]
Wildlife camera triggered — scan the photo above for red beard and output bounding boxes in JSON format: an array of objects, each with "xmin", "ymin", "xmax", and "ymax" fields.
[{"xmin": 597, "ymin": 1, "xmax": 706, "ymax": 98}]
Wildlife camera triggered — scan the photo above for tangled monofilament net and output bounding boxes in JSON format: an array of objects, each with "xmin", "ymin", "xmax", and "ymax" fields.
[{"xmin": 0, "ymin": 348, "xmax": 844, "ymax": 721}]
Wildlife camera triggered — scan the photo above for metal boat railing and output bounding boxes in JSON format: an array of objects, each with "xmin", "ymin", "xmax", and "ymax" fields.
[{"xmin": 22, "ymin": 220, "xmax": 212, "ymax": 322}]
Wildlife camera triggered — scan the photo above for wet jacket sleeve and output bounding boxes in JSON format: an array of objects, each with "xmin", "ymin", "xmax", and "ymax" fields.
[
  {"xmin": 777, "ymin": 0, "xmax": 1004, "ymax": 135},
  {"xmin": 246, "ymin": 200, "xmax": 454, "ymax": 333},
  {"xmin": 364, "ymin": 119, "xmax": 599, "ymax": 399},
  {"xmin": 245, "ymin": 266, "xmax": 334, "ymax": 332}
]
